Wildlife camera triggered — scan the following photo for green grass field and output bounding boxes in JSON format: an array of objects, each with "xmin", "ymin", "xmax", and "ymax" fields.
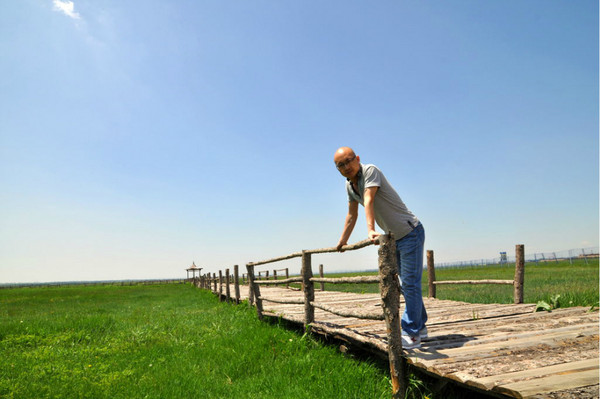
[
  {"xmin": 316, "ymin": 258, "xmax": 599, "ymax": 308},
  {"xmin": 0, "ymin": 284, "xmax": 392, "ymax": 399}
]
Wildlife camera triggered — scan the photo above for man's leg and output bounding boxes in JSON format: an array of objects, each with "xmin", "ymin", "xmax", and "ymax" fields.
[{"xmin": 396, "ymin": 224, "xmax": 427, "ymax": 337}]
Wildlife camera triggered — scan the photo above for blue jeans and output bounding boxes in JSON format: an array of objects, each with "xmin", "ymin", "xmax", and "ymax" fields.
[{"xmin": 396, "ymin": 223, "xmax": 427, "ymax": 336}]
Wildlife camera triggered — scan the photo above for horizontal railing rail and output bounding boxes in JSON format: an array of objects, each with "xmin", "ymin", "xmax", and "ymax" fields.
[{"xmin": 426, "ymin": 245, "xmax": 525, "ymax": 304}]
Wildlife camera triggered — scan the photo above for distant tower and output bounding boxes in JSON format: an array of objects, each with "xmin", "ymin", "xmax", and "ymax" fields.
[{"xmin": 499, "ymin": 252, "xmax": 507, "ymax": 265}]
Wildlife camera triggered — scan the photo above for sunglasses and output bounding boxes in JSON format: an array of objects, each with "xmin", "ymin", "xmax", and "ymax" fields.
[{"xmin": 335, "ymin": 155, "xmax": 356, "ymax": 170}]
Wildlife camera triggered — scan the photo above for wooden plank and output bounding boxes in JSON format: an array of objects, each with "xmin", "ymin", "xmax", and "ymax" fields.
[
  {"xmin": 311, "ymin": 301, "xmax": 384, "ymax": 320},
  {"xmin": 411, "ymin": 326, "xmax": 599, "ymax": 370},
  {"xmin": 423, "ymin": 322, "xmax": 599, "ymax": 349},
  {"xmin": 259, "ymin": 296, "xmax": 304, "ymax": 304},
  {"xmin": 438, "ymin": 324, "xmax": 597, "ymax": 354},
  {"xmin": 420, "ymin": 310, "xmax": 598, "ymax": 339},
  {"xmin": 477, "ymin": 358, "xmax": 599, "ymax": 387},
  {"xmin": 344, "ymin": 320, "xmax": 383, "ymax": 328},
  {"xmin": 493, "ymin": 368, "xmax": 599, "ymax": 398}
]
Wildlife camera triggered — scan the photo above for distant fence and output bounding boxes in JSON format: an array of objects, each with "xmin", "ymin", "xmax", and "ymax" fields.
[
  {"xmin": 435, "ymin": 246, "xmax": 599, "ymax": 269},
  {"xmin": 0, "ymin": 279, "xmax": 186, "ymax": 290}
]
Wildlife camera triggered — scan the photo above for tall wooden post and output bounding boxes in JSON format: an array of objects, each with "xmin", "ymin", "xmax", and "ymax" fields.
[
  {"xmin": 246, "ymin": 265, "xmax": 254, "ymax": 306},
  {"xmin": 273, "ymin": 270, "xmax": 278, "ymax": 286},
  {"xmin": 246, "ymin": 264, "xmax": 263, "ymax": 319},
  {"xmin": 212, "ymin": 273, "xmax": 217, "ymax": 292},
  {"xmin": 218, "ymin": 271, "xmax": 223, "ymax": 301},
  {"xmin": 514, "ymin": 244, "xmax": 525, "ymax": 304},
  {"xmin": 301, "ymin": 251, "xmax": 314, "ymax": 330},
  {"xmin": 378, "ymin": 233, "xmax": 406, "ymax": 399},
  {"xmin": 285, "ymin": 268, "xmax": 289, "ymax": 289},
  {"xmin": 319, "ymin": 264, "xmax": 325, "ymax": 291},
  {"xmin": 234, "ymin": 265, "xmax": 240, "ymax": 304},
  {"xmin": 225, "ymin": 268, "xmax": 231, "ymax": 303},
  {"xmin": 427, "ymin": 250, "xmax": 436, "ymax": 298}
]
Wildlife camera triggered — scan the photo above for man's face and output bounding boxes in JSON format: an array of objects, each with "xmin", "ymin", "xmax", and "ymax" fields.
[{"xmin": 334, "ymin": 151, "xmax": 360, "ymax": 180}]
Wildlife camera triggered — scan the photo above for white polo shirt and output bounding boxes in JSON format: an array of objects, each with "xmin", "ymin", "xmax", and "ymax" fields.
[{"xmin": 346, "ymin": 163, "xmax": 420, "ymax": 240}]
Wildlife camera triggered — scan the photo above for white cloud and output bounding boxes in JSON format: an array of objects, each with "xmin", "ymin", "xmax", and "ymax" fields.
[{"xmin": 53, "ymin": 0, "xmax": 81, "ymax": 20}]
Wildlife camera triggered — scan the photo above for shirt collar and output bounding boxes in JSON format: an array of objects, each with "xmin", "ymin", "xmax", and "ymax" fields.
[{"xmin": 346, "ymin": 164, "xmax": 363, "ymax": 182}]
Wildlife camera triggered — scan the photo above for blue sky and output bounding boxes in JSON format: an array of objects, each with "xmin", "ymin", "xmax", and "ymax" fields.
[{"xmin": 1, "ymin": 1, "xmax": 598, "ymax": 283}]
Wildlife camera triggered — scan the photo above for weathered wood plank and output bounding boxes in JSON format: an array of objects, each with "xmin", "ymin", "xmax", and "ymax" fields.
[
  {"xmin": 311, "ymin": 301, "xmax": 384, "ymax": 320},
  {"xmin": 258, "ymin": 296, "xmax": 304, "ymax": 305},
  {"xmin": 477, "ymin": 358, "xmax": 599, "ymax": 387},
  {"xmin": 494, "ymin": 368, "xmax": 599, "ymax": 398}
]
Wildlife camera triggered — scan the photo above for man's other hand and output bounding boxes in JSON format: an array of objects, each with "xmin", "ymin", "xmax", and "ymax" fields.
[{"xmin": 368, "ymin": 230, "xmax": 381, "ymax": 243}]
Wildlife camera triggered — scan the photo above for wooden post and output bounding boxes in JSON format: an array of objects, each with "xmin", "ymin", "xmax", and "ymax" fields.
[
  {"xmin": 319, "ymin": 264, "xmax": 325, "ymax": 291},
  {"xmin": 427, "ymin": 250, "xmax": 436, "ymax": 298},
  {"xmin": 246, "ymin": 265, "xmax": 254, "ymax": 306},
  {"xmin": 273, "ymin": 270, "xmax": 278, "ymax": 286},
  {"xmin": 377, "ymin": 233, "xmax": 406, "ymax": 399},
  {"xmin": 285, "ymin": 268, "xmax": 289, "ymax": 288},
  {"xmin": 213, "ymin": 273, "xmax": 217, "ymax": 292},
  {"xmin": 301, "ymin": 250, "xmax": 314, "ymax": 330},
  {"xmin": 246, "ymin": 264, "xmax": 263, "ymax": 319},
  {"xmin": 218, "ymin": 271, "xmax": 223, "ymax": 301},
  {"xmin": 514, "ymin": 244, "xmax": 525, "ymax": 304},
  {"xmin": 225, "ymin": 268, "xmax": 231, "ymax": 303},
  {"xmin": 234, "ymin": 265, "xmax": 240, "ymax": 304}
]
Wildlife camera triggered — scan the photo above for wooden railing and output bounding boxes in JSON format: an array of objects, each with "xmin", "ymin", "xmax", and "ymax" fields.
[
  {"xmin": 189, "ymin": 241, "xmax": 528, "ymax": 399},
  {"xmin": 426, "ymin": 244, "xmax": 525, "ymax": 303},
  {"xmin": 244, "ymin": 235, "xmax": 406, "ymax": 398}
]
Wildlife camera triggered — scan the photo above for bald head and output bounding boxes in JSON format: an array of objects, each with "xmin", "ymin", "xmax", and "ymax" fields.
[{"xmin": 334, "ymin": 147, "xmax": 355, "ymax": 162}]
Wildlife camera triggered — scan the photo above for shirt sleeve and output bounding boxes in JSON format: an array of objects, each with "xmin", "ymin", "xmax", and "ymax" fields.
[
  {"xmin": 346, "ymin": 181, "xmax": 357, "ymax": 202},
  {"xmin": 363, "ymin": 165, "xmax": 382, "ymax": 189}
]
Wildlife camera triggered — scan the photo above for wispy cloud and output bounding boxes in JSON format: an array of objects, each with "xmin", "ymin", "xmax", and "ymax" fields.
[{"xmin": 53, "ymin": 0, "xmax": 81, "ymax": 20}]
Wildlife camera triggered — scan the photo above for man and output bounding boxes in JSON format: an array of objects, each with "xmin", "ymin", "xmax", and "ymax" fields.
[{"xmin": 334, "ymin": 146, "xmax": 427, "ymax": 349}]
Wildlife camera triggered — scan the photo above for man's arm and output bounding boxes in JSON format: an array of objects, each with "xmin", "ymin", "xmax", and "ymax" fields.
[
  {"xmin": 336, "ymin": 200, "xmax": 359, "ymax": 252},
  {"xmin": 364, "ymin": 186, "xmax": 380, "ymax": 242}
]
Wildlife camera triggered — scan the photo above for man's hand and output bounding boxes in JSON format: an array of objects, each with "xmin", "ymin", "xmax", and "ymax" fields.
[
  {"xmin": 336, "ymin": 241, "xmax": 347, "ymax": 252},
  {"xmin": 368, "ymin": 230, "xmax": 381, "ymax": 243}
]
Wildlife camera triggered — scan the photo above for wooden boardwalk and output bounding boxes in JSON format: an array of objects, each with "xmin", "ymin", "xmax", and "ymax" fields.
[{"xmin": 226, "ymin": 284, "xmax": 599, "ymax": 398}]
